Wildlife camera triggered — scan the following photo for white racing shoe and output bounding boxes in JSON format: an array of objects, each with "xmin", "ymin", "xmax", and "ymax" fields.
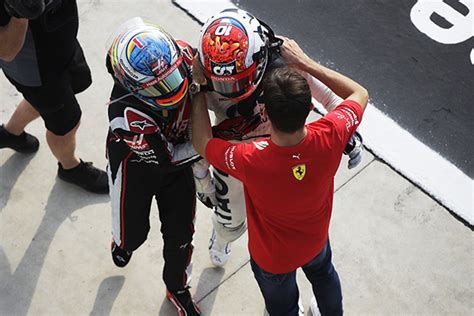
[
  {"xmin": 310, "ymin": 296, "xmax": 321, "ymax": 316},
  {"xmin": 209, "ymin": 229, "xmax": 231, "ymax": 267}
]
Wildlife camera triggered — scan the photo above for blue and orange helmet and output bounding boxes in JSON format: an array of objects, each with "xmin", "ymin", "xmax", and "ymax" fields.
[{"xmin": 108, "ymin": 18, "xmax": 189, "ymax": 110}]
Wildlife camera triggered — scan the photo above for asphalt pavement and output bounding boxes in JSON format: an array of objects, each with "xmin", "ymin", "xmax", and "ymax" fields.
[{"xmin": 0, "ymin": 1, "xmax": 472, "ymax": 315}]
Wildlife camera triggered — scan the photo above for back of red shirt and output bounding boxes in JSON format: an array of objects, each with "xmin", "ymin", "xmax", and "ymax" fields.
[{"xmin": 206, "ymin": 100, "xmax": 363, "ymax": 273}]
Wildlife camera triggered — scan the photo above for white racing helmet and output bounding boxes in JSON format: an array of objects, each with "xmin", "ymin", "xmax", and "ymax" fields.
[{"xmin": 198, "ymin": 9, "xmax": 269, "ymax": 101}]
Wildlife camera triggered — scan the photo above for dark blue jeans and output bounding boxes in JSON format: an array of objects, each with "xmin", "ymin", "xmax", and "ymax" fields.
[{"xmin": 250, "ymin": 239, "xmax": 343, "ymax": 316}]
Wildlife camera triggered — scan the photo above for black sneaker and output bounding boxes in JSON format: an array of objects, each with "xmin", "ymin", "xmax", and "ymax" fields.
[
  {"xmin": 0, "ymin": 124, "xmax": 39, "ymax": 153},
  {"xmin": 166, "ymin": 289, "xmax": 201, "ymax": 316},
  {"xmin": 111, "ymin": 240, "xmax": 132, "ymax": 268},
  {"xmin": 57, "ymin": 160, "xmax": 109, "ymax": 194}
]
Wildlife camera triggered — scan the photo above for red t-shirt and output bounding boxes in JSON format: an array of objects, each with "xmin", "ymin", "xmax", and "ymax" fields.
[{"xmin": 206, "ymin": 100, "xmax": 363, "ymax": 273}]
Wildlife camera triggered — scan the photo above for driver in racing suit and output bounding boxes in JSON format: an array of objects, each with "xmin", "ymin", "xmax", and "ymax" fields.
[
  {"xmin": 105, "ymin": 18, "xmax": 204, "ymax": 315},
  {"xmin": 193, "ymin": 9, "xmax": 364, "ymax": 267}
]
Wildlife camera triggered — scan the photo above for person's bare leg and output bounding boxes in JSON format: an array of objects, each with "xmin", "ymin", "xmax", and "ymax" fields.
[
  {"xmin": 4, "ymin": 99, "xmax": 40, "ymax": 135},
  {"xmin": 47, "ymin": 120, "xmax": 108, "ymax": 194},
  {"xmin": 46, "ymin": 122, "xmax": 81, "ymax": 169}
]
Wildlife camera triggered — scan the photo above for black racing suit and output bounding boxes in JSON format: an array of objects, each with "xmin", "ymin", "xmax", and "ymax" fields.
[{"xmin": 106, "ymin": 61, "xmax": 199, "ymax": 291}]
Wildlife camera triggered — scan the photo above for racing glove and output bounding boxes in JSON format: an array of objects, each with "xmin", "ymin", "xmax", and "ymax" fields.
[
  {"xmin": 344, "ymin": 131, "xmax": 363, "ymax": 169},
  {"xmin": 192, "ymin": 160, "xmax": 217, "ymax": 209},
  {"xmin": 4, "ymin": 0, "xmax": 46, "ymax": 19}
]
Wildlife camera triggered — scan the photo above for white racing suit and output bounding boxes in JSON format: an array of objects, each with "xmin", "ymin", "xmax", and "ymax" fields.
[{"xmin": 206, "ymin": 70, "xmax": 344, "ymax": 242}]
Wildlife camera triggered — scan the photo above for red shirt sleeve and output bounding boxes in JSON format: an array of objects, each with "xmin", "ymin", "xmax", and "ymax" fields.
[
  {"xmin": 313, "ymin": 99, "xmax": 363, "ymax": 151},
  {"xmin": 205, "ymin": 138, "xmax": 247, "ymax": 182}
]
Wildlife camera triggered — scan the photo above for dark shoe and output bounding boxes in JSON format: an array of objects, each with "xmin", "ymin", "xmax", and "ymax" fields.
[
  {"xmin": 111, "ymin": 240, "xmax": 132, "ymax": 268},
  {"xmin": 166, "ymin": 289, "xmax": 201, "ymax": 316},
  {"xmin": 0, "ymin": 124, "xmax": 39, "ymax": 153},
  {"xmin": 57, "ymin": 160, "xmax": 109, "ymax": 194}
]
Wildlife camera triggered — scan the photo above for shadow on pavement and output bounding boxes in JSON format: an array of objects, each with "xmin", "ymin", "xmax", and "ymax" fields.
[
  {"xmin": 90, "ymin": 276, "xmax": 125, "ymax": 316},
  {"xmin": 195, "ymin": 267, "xmax": 225, "ymax": 302},
  {"xmin": 195, "ymin": 267, "xmax": 225, "ymax": 314},
  {"xmin": 0, "ymin": 179, "xmax": 109, "ymax": 315},
  {"xmin": 0, "ymin": 152, "xmax": 35, "ymax": 211},
  {"xmin": 157, "ymin": 296, "xmax": 176, "ymax": 315},
  {"xmin": 156, "ymin": 267, "xmax": 225, "ymax": 315}
]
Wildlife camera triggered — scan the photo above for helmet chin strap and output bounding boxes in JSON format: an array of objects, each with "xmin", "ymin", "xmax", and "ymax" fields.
[
  {"xmin": 256, "ymin": 18, "xmax": 283, "ymax": 54},
  {"xmin": 107, "ymin": 92, "xmax": 173, "ymax": 116}
]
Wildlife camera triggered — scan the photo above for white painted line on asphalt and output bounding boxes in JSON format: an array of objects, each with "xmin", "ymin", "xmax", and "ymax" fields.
[
  {"xmin": 359, "ymin": 104, "xmax": 473, "ymax": 225},
  {"xmin": 173, "ymin": 0, "xmax": 234, "ymax": 22},
  {"xmin": 173, "ymin": 0, "xmax": 474, "ymax": 225}
]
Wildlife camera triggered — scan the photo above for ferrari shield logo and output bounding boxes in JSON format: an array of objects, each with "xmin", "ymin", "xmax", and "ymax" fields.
[{"xmin": 292, "ymin": 164, "xmax": 306, "ymax": 181}]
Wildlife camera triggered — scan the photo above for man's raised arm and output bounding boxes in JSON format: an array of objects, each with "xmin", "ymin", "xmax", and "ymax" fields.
[
  {"xmin": 190, "ymin": 57, "xmax": 213, "ymax": 159},
  {"xmin": 191, "ymin": 91, "xmax": 213, "ymax": 159},
  {"xmin": 280, "ymin": 36, "xmax": 369, "ymax": 112}
]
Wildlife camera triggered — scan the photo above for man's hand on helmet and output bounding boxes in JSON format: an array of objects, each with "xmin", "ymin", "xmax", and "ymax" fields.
[
  {"xmin": 344, "ymin": 131, "xmax": 364, "ymax": 169},
  {"xmin": 278, "ymin": 36, "xmax": 312, "ymax": 71}
]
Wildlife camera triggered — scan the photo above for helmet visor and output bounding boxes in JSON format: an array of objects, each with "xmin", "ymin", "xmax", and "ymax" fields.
[
  {"xmin": 138, "ymin": 57, "xmax": 188, "ymax": 99},
  {"xmin": 205, "ymin": 64, "xmax": 257, "ymax": 99}
]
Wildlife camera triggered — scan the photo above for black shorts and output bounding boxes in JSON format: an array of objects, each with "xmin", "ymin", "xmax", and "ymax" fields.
[{"xmin": 5, "ymin": 42, "xmax": 92, "ymax": 136}]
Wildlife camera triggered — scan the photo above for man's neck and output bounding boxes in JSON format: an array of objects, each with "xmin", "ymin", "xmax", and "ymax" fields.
[{"xmin": 271, "ymin": 127, "xmax": 307, "ymax": 147}]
